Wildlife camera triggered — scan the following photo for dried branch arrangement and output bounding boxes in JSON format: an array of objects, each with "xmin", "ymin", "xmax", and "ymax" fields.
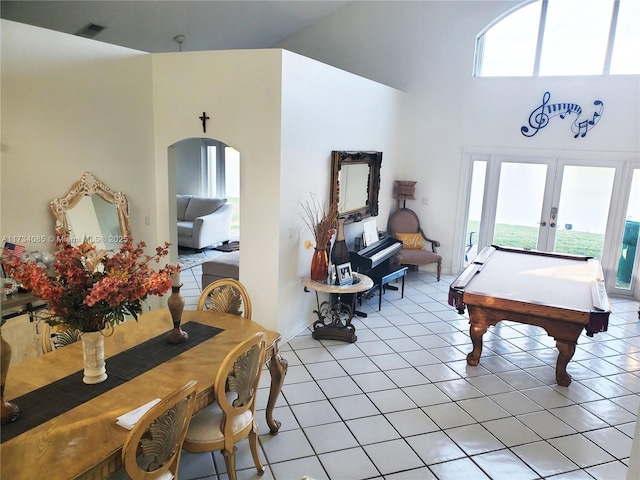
[{"xmin": 299, "ymin": 193, "xmax": 338, "ymax": 250}]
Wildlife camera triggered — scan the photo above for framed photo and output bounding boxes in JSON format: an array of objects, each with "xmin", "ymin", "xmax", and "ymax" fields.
[{"xmin": 337, "ymin": 262, "xmax": 353, "ymax": 286}]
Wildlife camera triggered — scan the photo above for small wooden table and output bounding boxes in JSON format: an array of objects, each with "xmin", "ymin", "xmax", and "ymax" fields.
[
  {"xmin": 302, "ymin": 273, "xmax": 373, "ymax": 342},
  {"xmin": 0, "ymin": 309, "xmax": 287, "ymax": 480},
  {"xmin": 448, "ymin": 245, "xmax": 610, "ymax": 387}
]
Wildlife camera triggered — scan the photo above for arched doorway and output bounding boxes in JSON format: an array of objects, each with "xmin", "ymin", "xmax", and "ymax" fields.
[
  {"xmin": 169, "ymin": 137, "xmax": 241, "ymax": 256},
  {"xmin": 201, "ymin": 139, "xmax": 240, "ymax": 240}
]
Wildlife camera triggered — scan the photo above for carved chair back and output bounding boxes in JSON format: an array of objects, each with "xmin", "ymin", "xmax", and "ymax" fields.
[
  {"xmin": 182, "ymin": 333, "xmax": 266, "ymax": 480},
  {"xmin": 121, "ymin": 380, "xmax": 198, "ymax": 480},
  {"xmin": 196, "ymin": 278, "xmax": 252, "ymax": 320},
  {"xmin": 41, "ymin": 322, "xmax": 81, "ymax": 354},
  {"xmin": 389, "ymin": 207, "xmax": 422, "ymax": 236},
  {"xmin": 217, "ymin": 332, "xmax": 266, "ymax": 431}
]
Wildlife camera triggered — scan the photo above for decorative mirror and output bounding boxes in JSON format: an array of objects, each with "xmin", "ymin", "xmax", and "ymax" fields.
[
  {"xmin": 51, "ymin": 172, "xmax": 131, "ymax": 250},
  {"xmin": 330, "ymin": 151, "xmax": 382, "ymax": 223}
]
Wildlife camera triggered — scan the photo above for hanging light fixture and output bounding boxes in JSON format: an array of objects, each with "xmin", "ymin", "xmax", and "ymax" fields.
[{"xmin": 173, "ymin": 35, "xmax": 185, "ymax": 52}]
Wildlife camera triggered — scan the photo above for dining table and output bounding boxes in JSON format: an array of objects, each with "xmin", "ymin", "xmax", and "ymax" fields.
[{"xmin": 0, "ymin": 308, "xmax": 287, "ymax": 480}]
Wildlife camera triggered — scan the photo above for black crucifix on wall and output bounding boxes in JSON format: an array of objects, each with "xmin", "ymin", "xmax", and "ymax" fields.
[{"xmin": 199, "ymin": 112, "xmax": 210, "ymax": 133}]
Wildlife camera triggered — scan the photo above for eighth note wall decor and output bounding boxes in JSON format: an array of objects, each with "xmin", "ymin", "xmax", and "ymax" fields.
[{"xmin": 521, "ymin": 91, "xmax": 604, "ymax": 139}]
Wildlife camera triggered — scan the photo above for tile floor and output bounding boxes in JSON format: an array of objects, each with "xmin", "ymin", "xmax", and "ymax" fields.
[{"xmin": 176, "ymin": 262, "xmax": 639, "ymax": 480}]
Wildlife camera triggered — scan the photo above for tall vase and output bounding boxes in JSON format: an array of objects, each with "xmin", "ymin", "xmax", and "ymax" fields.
[
  {"xmin": 167, "ymin": 285, "xmax": 188, "ymax": 344},
  {"xmin": 331, "ymin": 218, "xmax": 350, "ymax": 268},
  {"xmin": 310, "ymin": 248, "xmax": 329, "ymax": 282},
  {"xmin": 81, "ymin": 331, "xmax": 107, "ymax": 384}
]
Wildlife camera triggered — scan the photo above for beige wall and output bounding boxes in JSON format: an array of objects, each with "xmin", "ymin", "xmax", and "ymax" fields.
[
  {"xmin": 149, "ymin": 49, "xmax": 403, "ymax": 338},
  {"xmin": 279, "ymin": 50, "xmax": 403, "ymax": 337},
  {"xmin": 1, "ymin": 21, "xmax": 156, "ymax": 362},
  {"xmin": 1, "ymin": 21, "xmax": 155, "ymax": 250},
  {"xmin": 150, "ymin": 49, "xmax": 284, "ymax": 334},
  {"xmin": 1, "ymin": 21, "xmax": 403, "ymax": 343}
]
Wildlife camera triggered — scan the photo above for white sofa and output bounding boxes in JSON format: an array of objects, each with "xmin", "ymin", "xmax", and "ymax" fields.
[{"xmin": 176, "ymin": 195, "xmax": 233, "ymax": 250}]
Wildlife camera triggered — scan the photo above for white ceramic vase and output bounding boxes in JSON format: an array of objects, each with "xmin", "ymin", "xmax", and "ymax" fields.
[{"xmin": 81, "ymin": 331, "xmax": 107, "ymax": 384}]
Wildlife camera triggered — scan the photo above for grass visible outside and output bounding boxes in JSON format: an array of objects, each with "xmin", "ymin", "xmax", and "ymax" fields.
[
  {"xmin": 466, "ymin": 221, "xmax": 604, "ymax": 259},
  {"xmin": 466, "ymin": 221, "xmax": 635, "ymax": 289}
]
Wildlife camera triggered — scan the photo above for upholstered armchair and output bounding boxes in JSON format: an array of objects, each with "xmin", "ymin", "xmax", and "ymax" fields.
[
  {"xmin": 176, "ymin": 194, "xmax": 234, "ymax": 251},
  {"xmin": 388, "ymin": 207, "xmax": 442, "ymax": 281}
]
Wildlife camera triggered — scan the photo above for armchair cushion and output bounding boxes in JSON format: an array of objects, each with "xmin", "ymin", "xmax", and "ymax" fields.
[
  {"xmin": 176, "ymin": 194, "xmax": 192, "ymax": 221},
  {"xmin": 398, "ymin": 249, "xmax": 441, "ymax": 266},
  {"xmin": 395, "ymin": 232, "xmax": 425, "ymax": 250},
  {"xmin": 184, "ymin": 197, "xmax": 227, "ymax": 221},
  {"xmin": 177, "ymin": 220, "xmax": 194, "ymax": 238}
]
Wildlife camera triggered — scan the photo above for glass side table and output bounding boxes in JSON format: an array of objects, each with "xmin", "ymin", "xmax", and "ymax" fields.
[{"xmin": 302, "ymin": 273, "xmax": 373, "ymax": 343}]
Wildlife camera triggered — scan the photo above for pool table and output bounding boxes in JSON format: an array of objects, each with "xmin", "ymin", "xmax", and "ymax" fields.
[{"xmin": 449, "ymin": 245, "xmax": 610, "ymax": 387}]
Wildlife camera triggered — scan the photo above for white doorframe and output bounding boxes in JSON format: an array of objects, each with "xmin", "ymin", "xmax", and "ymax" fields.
[{"xmin": 459, "ymin": 146, "xmax": 640, "ymax": 298}]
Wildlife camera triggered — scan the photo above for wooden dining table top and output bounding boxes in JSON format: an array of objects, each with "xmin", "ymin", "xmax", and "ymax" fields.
[{"xmin": 1, "ymin": 309, "xmax": 281, "ymax": 480}]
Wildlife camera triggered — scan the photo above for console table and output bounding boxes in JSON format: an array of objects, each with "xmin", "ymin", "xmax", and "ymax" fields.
[
  {"xmin": 1, "ymin": 291, "xmax": 47, "ymax": 322},
  {"xmin": 302, "ymin": 273, "xmax": 373, "ymax": 343}
]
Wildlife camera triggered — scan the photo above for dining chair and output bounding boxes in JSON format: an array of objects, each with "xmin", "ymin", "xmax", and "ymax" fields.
[
  {"xmin": 182, "ymin": 332, "xmax": 267, "ymax": 480},
  {"xmin": 388, "ymin": 207, "xmax": 443, "ymax": 281},
  {"xmin": 196, "ymin": 278, "xmax": 252, "ymax": 319},
  {"xmin": 118, "ymin": 380, "xmax": 198, "ymax": 480},
  {"xmin": 40, "ymin": 322, "xmax": 81, "ymax": 354}
]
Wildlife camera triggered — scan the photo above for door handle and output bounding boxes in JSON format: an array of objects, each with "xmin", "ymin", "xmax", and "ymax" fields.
[
  {"xmin": 550, "ymin": 207, "xmax": 558, "ymax": 228},
  {"xmin": 540, "ymin": 221, "xmax": 547, "ymax": 227}
]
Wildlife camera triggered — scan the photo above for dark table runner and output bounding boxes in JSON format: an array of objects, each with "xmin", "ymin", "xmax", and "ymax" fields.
[{"xmin": 1, "ymin": 322, "xmax": 222, "ymax": 443}]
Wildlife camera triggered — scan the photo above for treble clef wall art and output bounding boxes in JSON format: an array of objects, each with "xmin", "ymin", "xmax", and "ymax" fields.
[{"xmin": 521, "ymin": 91, "xmax": 604, "ymax": 139}]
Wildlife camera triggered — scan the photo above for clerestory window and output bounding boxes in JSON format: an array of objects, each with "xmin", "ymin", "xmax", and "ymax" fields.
[{"xmin": 474, "ymin": 0, "xmax": 640, "ymax": 76}]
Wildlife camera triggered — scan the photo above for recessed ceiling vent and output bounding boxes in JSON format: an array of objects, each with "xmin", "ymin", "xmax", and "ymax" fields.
[{"xmin": 75, "ymin": 23, "xmax": 105, "ymax": 39}]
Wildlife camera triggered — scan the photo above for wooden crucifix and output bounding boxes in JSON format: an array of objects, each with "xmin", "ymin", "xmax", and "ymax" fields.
[{"xmin": 199, "ymin": 112, "xmax": 210, "ymax": 133}]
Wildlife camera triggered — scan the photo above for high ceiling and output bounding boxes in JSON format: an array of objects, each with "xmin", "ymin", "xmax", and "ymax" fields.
[{"xmin": 1, "ymin": 1, "xmax": 351, "ymax": 53}]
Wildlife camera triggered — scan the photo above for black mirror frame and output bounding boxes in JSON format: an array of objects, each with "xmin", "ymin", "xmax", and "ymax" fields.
[{"xmin": 330, "ymin": 150, "xmax": 382, "ymax": 224}]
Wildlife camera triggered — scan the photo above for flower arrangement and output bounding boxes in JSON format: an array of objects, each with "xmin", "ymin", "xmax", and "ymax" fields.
[
  {"xmin": 300, "ymin": 193, "xmax": 338, "ymax": 251},
  {"xmin": 3, "ymin": 239, "xmax": 178, "ymax": 332}
]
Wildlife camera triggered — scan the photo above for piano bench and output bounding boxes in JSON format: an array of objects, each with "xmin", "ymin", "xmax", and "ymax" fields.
[{"xmin": 373, "ymin": 266, "xmax": 408, "ymax": 311}]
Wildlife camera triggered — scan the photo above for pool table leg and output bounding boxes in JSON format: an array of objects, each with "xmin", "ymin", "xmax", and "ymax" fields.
[
  {"xmin": 555, "ymin": 340, "xmax": 575, "ymax": 387},
  {"xmin": 467, "ymin": 324, "xmax": 487, "ymax": 366}
]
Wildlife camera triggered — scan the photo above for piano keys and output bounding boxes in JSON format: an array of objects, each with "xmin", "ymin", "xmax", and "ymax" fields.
[{"xmin": 350, "ymin": 236, "xmax": 403, "ymax": 273}]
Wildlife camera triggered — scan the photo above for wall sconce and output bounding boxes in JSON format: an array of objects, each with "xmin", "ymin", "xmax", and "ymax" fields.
[{"xmin": 393, "ymin": 181, "xmax": 416, "ymax": 209}]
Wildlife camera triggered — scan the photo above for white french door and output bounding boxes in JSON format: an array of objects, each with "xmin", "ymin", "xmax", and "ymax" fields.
[{"xmin": 461, "ymin": 149, "xmax": 639, "ymax": 297}]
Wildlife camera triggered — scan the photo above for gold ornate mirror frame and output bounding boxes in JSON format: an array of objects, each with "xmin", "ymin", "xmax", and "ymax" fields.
[{"xmin": 51, "ymin": 172, "xmax": 131, "ymax": 241}]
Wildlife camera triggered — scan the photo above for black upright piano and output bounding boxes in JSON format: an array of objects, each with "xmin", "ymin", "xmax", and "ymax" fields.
[{"xmin": 349, "ymin": 236, "xmax": 404, "ymax": 313}]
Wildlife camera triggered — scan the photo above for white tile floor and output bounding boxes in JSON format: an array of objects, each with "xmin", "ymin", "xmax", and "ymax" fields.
[{"xmin": 176, "ymin": 262, "xmax": 640, "ymax": 480}]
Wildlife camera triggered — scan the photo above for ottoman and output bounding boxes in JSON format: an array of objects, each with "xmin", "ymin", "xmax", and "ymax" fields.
[{"xmin": 201, "ymin": 251, "xmax": 240, "ymax": 288}]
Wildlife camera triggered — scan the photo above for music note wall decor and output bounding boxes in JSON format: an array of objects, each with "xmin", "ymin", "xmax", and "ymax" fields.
[{"xmin": 521, "ymin": 91, "xmax": 604, "ymax": 139}]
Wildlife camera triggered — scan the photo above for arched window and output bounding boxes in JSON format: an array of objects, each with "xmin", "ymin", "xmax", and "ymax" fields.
[{"xmin": 474, "ymin": 0, "xmax": 640, "ymax": 76}]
